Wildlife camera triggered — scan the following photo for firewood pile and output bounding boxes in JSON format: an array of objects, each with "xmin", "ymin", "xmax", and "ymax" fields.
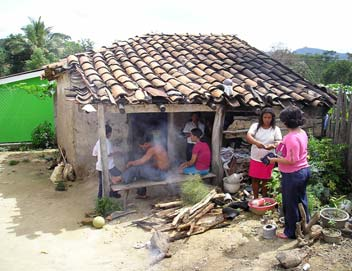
[{"xmin": 131, "ymin": 189, "xmax": 231, "ymax": 241}]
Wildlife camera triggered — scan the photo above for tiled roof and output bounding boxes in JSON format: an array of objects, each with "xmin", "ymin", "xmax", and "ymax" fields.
[{"xmin": 43, "ymin": 34, "xmax": 336, "ymax": 108}]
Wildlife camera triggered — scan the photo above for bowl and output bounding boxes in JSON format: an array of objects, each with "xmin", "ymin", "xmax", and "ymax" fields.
[{"xmin": 248, "ymin": 197, "xmax": 277, "ymax": 215}]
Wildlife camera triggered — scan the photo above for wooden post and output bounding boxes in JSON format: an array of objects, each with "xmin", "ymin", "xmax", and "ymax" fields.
[
  {"xmin": 97, "ymin": 104, "xmax": 110, "ymax": 197},
  {"xmin": 347, "ymin": 94, "xmax": 352, "ymax": 176},
  {"xmin": 167, "ymin": 113, "xmax": 177, "ymax": 165},
  {"xmin": 333, "ymin": 89, "xmax": 342, "ymax": 144},
  {"xmin": 340, "ymin": 91, "xmax": 347, "ymax": 143},
  {"xmin": 211, "ymin": 105, "xmax": 225, "ymax": 186}
]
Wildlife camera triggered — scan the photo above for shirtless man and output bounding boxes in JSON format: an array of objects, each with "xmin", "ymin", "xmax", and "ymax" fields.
[{"xmin": 113, "ymin": 134, "xmax": 170, "ymax": 198}]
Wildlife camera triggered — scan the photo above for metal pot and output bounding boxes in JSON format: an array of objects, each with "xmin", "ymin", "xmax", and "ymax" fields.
[
  {"xmin": 263, "ymin": 224, "xmax": 277, "ymax": 239},
  {"xmin": 223, "ymin": 173, "xmax": 243, "ymax": 193}
]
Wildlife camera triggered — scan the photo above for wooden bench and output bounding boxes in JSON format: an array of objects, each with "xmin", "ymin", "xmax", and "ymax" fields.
[{"xmin": 111, "ymin": 173, "xmax": 216, "ymax": 209}]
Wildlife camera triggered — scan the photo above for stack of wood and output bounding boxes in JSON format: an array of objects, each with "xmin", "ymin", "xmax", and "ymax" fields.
[{"xmin": 132, "ymin": 189, "xmax": 229, "ymax": 241}]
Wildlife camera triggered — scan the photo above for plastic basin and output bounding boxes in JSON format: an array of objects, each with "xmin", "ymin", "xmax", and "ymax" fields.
[{"xmin": 248, "ymin": 197, "xmax": 277, "ymax": 215}]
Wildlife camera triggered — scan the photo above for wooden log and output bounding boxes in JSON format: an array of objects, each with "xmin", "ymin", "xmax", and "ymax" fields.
[
  {"xmin": 166, "ymin": 208, "xmax": 182, "ymax": 219},
  {"xmin": 154, "ymin": 201, "xmax": 183, "ymax": 209},
  {"xmin": 169, "ymin": 216, "xmax": 225, "ymax": 241},
  {"xmin": 185, "ymin": 202, "xmax": 212, "ymax": 223},
  {"xmin": 211, "ymin": 105, "xmax": 225, "ymax": 186},
  {"xmin": 172, "ymin": 207, "xmax": 190, "ymax": 226},
  {"xmin": 298, "ymin": 203, "xmax": 307, "ymax": 232},
  {"xmin": 177, "ymin": 203, "xmax": 214, "ymax": 231},
  {"xmin": 155, "ymin": 223, "xmax": 176, "ymax": 232},
  {"xmin": 187, "ymin": 221, "xmax": 196, "ymax": 236},
  {"xmin": 190, "ymin": 189, "xmax": 217, "ymax": 214},
  {"xmin": 189, "ymin": 215, "xmax": 225, "ymax": 236},
  {"xmin": 154, "ymin": 207, "xmax": 181, "ymax": 218},
  {"xmin": 304, "ymin": 212, "xmax": 320, "ymax": 234},
  {"xmin": 97, "ymin": 104, "xmax": 110, "ymax": 197}
]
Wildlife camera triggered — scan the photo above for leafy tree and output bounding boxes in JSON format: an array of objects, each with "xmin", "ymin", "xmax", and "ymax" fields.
[
  {"xmin": 1, "ymin": 34, "xmax": 32, "ymax": 74},
  {"xmin": 0, "ymin": 17, "xmax": 94, "ymax": 76},
  {"xmin": 25, "ymin": 47, "xmax": 51, "ymax": 70},
  {"xmin": 323, "ymin": 60, "xmax": 352, "ymax": 85}
]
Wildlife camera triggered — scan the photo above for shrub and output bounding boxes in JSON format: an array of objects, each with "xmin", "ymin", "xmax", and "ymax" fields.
[
  {"xmin": 181, "ymin": 175, "xmax": 210, "ymax": 205},
  {"xmin": 8, "ymin": 160, "xmax": 19, "ymax": 166},
  {"xmin": 95, "ymin": 197, "xmax": 122, "ymax": 217},
  {"xmin": 267, "ymin": 168, "xmax": 282, "ymax": 205},
  {"xmin": 308, "ymin": 136, "xmax": 347, "ymax": 196},
  {"xmin": 31, "ymin": 121, "xmax": 56, "ymax": 149}
]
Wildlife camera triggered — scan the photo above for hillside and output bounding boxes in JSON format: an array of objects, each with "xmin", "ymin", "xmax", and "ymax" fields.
[{"xmin": 293, "ymin": 47, "xmax": 348, "ymax": 60}]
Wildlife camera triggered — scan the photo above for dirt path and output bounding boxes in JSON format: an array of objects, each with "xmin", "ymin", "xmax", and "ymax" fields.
[{"xmin": 0, "ymin": 151, "xmax": 351, "ymax": 271}]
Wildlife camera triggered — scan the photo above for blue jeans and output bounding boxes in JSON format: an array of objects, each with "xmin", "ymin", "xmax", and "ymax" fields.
[
  {"xmin": 281, "ymin": 167, "xmax": 310, "ymax": 238},
  {"xmin": 97, "ymin": 167, "xmax": 122, "ymax": 199},
  {"xmin": 183, "ymin": 166, "xmax": 209, "ymax": 176},
  {"xmin": 122, "ymin": 164, "xmax": 167, "ymax": 196}
]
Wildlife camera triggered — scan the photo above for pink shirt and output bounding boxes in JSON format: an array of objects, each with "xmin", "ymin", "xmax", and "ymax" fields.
[
  {"xmin": 192, "ymin": 141, "xmax": 211, "ymax": 170},
  {"xmin": 278, "ymin": 130, "xmax": 309, "ymax": 173}
]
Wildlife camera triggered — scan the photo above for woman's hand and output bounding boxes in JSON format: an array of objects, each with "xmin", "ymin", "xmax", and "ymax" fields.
[
  {"xmin": 264, "ymin": 144, "xmax": 275, "ymax": 150},
  {"xmin": 256, "ymin": 142, "xmax": 265, "ymax": 149},
  {"xmin": 267, "ymin": 156, "xmax": 277, "ymax": 164}
]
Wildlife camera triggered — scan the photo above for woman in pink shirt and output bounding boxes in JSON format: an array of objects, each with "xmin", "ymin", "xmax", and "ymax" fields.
[
  {"xmin": 179, "ymin": 128, "xmax": 211, "ymax": 175},
  {"xmin": 268, "ymin": 106, "xmax": 310, "ymax": 239}
]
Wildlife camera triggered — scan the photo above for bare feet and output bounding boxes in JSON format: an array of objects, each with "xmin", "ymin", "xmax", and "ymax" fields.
[{"xmin": 111, "ymin": 176, "xmax": 122, "ymax": 184}]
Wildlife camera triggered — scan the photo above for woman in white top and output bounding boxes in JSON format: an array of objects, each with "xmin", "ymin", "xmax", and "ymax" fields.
[{"xmin": 246, "ymin": 108, "xmax": 282, "ymax": 199}]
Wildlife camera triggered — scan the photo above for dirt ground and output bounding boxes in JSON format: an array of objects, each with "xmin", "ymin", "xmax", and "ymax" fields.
[{"xmin": 0, "ymin": 150, "xmax": 351, "ymax": 271}]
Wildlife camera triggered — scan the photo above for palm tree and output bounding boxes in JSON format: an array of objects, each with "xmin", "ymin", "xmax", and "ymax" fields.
[{"xmin": 21, "ymin": 16, "xmax": 70, "ymax": 51}]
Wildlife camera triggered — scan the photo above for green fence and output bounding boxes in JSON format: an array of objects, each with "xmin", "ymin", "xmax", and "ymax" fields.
[{"xmin": 0, "ymin": 77, "xmax": 54, "ymax": 143}]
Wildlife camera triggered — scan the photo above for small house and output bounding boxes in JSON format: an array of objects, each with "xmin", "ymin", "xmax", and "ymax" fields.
[{"xmin": 42, "ymin": 34, "xmax": 335, "ymax": 188}]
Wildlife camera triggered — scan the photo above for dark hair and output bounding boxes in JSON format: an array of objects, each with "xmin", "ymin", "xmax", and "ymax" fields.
[
  {"xmin": 191, "ymin": 128, "xmax": 203, "ymax": 138},
  {"xmin": 279, "ymin": 106, "xmax": 305, "ymax": 128},
  {"xmin": 257, "ymin": 107, "xmax": 276, "ymax": 131},
  {"xmin": 191, "ymin": 112, "xmax": 201, "ymax": 118},
  {"xmin": 105, "ymin": 124, "xmax": 112, "ymax": 135},
  {"xmin": 139, "ymin": 134, "xmax": 153, "ymax": 144}
]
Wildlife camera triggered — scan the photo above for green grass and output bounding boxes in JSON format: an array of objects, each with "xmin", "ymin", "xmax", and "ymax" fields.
[
  {"xmin": 8, "ymin": 160, "xmax": 20, "ymax": 166},
  {"xmin": 181, "ymin": 175, "xmax": 210, "ymax": 206}
]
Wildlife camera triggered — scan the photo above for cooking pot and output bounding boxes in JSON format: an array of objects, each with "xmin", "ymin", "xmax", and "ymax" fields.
[{"xmin": 223, "ymin": 173, "xmax": 244, "ymax": 193}]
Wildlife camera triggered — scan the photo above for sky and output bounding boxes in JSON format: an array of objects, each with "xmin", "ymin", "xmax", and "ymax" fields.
[{"xmin": 1, "ymin": 0, "xmax": 351, "ymax": 53}]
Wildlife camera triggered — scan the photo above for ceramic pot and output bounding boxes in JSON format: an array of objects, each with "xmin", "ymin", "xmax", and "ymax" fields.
[
  {"xmin": 223, "ymin": 173, "xmax": 244, "ymax": 193},
  {"xmin": 320, "ymin": 208, "xmax": 350, "ymax": 229},
  {"xmin": 322, "ymin": 228, "xmax": 342, "ymax": 244}
]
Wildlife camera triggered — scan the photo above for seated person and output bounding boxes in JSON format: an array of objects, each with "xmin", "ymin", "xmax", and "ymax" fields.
[
  {"xmin": 178, "ymin": 128, "xmax": 211, "ymax": 175},
  {"xmin": 183, "ymin": 112, "xmax": 205, "ymax": 161},
  {"xmin": 113, "ymin": 134, "xmax": 170, "ymax": 198}
]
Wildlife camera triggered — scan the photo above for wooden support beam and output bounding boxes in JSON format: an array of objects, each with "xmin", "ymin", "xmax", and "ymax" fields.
[
  {"xmin": 167, "ymin": 113, "xmax": 177, "ymax": 165},
  {"xmin": 347, "ymin": 94, "xmax": 352, "ymax": 176},
  {"xmin": 211, "ymin": 105, "xmax": 225, "ymax": 186},
  {"xmin": 97, "ymin": 104, "xmax": 110, "ymax": 197}
]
